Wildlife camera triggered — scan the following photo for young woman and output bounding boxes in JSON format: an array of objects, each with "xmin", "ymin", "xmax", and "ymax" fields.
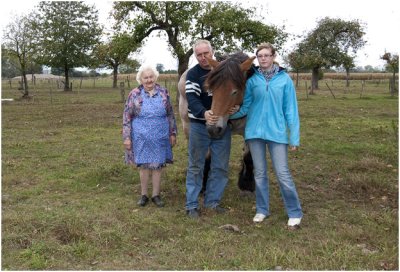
[{"xmin": 230, "ymin": 42, "xmax": 303, "ymax": 227}]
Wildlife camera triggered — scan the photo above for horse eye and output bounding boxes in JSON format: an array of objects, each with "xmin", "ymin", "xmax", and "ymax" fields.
[{"xmin": 231, "ymin": 89, "xmax": 238, "ymax": 96}]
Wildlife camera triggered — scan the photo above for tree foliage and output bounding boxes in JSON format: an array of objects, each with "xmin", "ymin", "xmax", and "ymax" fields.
[
  {"xmin": 119, "ymin": 58, "xmax": 141, "ymax": 74},
  {"xmin": 33, "ymin": 1, "xmax": 102, "ymax": 91},
  {"xmin": 294, "ymin": 17, "xmax": 366, "ymax": 90},
  {"xmin": 112, "ymin": 1, "xmax": 287, "ymax": 77},
  {"xmin": 1, "ymin": 46, "xmax": 22, "ymax": 79}
]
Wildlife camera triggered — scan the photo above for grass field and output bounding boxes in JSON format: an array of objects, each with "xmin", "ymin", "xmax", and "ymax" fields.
[{"xmin": 1, "ymin": 77, "xmax": 398, "ymax": 270}]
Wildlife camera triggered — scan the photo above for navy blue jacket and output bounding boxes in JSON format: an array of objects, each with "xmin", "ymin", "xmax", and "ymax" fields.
[{"xmin": 185, "ymin": 64, "xmax": 212, "ymax": 124}]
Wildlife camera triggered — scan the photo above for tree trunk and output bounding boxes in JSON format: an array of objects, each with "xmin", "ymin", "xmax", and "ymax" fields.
[
  {"xmin": 113, "ymin": 65, "xmax": 118, "ymax": 89},
  {"xmin": 176, "ymin": 57, "xmax": 190, "ymax": 104},
  {"xmin": 311, "ymin": 67, "xmax": 319, "ymax": 93},
  {"xmin": 22, "ymin": 72, "xmax": 29, "ymax": 97},
  {"xmin": 64, "ymin": 67, "xmax": 71, "ymax": 91},
  {"xmin": 295, "ymin": 70, "xmax": 299, "ymax": 87},
  {"xmin": 346, "ymin": 68, "xmax": 350, "ymax": 87}
]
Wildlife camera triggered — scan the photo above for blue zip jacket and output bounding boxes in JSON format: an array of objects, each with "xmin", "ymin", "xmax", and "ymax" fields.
[{"xmin": 230, "ymin": 67, "xmax": 300, "ymax": 146}]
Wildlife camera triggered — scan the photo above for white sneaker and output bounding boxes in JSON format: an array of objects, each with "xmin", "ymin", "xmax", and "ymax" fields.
[
  {"xmin": 253, "ymin": 213, "xmax": 266, "ymax": 223},
  {"xmin": 287, "ymin": 217, "xmax": 302, "ymax": 227}
]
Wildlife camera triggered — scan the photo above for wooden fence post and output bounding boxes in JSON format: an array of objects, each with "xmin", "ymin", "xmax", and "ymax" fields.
[
  {"xmin": 360, "ymin": 80, "xmax": 365, "ymax": 98},
  {"xmin": 305, "ymin": 81, "xmax": 309, "ymax": 100},
  {"xmin": 120, "ymin": 82, "xmax": 125, "ymax": 103},
  {"xmin": 325, "ymin": 82, "xmax": 336, "ymax": 99}
]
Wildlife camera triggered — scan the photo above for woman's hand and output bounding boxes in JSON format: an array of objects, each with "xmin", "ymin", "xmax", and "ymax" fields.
[
  {"xmin": 228, "ymin": 105, "xmax": 240, "ymax": 115},
  {"xmin": 170, "ymin": 135, "xmax": 177, "ymax": 147},
  {"xmin": 124, "ymin": 139, "xmax": 132, "ymax": 150}
]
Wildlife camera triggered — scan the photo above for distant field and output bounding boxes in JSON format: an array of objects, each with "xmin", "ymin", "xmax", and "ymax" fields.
[{"xmin": 1, "ymin": 77, "xmax": 398, "ymax": 270}]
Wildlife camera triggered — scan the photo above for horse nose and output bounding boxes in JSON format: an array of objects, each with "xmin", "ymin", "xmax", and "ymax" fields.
[{"xmin": 207, "ymin": 125, "xmax": 226, "ymax": 139}]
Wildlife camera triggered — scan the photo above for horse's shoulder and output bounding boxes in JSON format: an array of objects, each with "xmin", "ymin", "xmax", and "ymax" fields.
[{"xmin": 178, "ymin": 70, "xmax": 189, "ymax": 94}]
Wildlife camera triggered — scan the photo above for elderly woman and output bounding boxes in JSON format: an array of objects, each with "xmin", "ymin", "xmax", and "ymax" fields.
[{"xmin": 123, "ymin": 64, "xmax": 177, "ymax": 207}]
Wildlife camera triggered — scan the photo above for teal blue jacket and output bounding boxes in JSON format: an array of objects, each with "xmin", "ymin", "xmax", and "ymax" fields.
[{"xmin": 230, "ymin": 67, "xmax": 300, "ymax": 146}]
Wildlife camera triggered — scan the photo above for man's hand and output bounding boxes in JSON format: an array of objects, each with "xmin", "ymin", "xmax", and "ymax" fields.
[{"xmin": 205, "ymin": 110, "xmax": 218, "ymax": 125}]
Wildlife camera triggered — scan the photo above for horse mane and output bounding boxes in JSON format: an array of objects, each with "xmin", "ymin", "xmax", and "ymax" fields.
[{"xmin": 205, "ymin": 52, "xmax": 249, "ymax": 93}]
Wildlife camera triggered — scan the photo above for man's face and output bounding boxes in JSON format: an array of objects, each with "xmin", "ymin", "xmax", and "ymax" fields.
[{"xmin": 194, "ymin": 43, "xmax": 213, "ymax": 69}]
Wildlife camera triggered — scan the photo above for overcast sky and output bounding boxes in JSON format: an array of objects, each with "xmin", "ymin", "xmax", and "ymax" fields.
[{"xmin": 1, "ymin": 0, "xmax": 399, "ymax": 70}]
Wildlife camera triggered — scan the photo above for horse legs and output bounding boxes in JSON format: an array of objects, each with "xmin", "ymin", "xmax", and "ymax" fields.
[{"xmin": 238, "ymin": 143, "xmax": 255, "ymax": 192}]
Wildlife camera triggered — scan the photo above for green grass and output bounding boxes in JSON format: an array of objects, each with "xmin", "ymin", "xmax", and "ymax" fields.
[{"xmin": 1, "ymin": 78, "xmax": 398, "ymax": 270}]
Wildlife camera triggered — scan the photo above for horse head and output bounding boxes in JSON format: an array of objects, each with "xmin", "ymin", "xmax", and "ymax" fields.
[{"xmin": 205, "ymin": 53, "xmax": 255, "ymax": 139}]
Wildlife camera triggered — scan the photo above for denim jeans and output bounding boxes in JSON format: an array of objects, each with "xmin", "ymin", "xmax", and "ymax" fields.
[
  {"xmin": 185, "ymin": 122, "xmax": 231, "ymax": 210},
  {"xmin": 247, "ymin": 139, "xmax": 303, "ymax": 218}
]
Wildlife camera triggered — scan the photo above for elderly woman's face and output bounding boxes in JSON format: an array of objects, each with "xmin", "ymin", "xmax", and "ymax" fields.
[{"xmin": 140, "ymin": 69, "xmax": 156, "ymax": 91}]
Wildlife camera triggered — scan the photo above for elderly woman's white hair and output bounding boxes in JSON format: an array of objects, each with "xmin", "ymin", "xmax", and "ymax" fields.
[{"xmin": 136, "ymin": 64, "xmax": 159, "ymax": 85}]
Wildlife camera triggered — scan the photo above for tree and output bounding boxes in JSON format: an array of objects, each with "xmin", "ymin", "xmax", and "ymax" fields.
[
  {"xmin": 112, "ymin": 2, "xmax": 286, "ymax": 79},
  {"xmin": 156, "ymin": 63, "xmax": 165, "ymax": 74},
  {"xmin": 285, "ymin": 49, "xmax": 307, "ymax": 87},
  {"xmin": 2, "ymin": 14, "xmax": 37, "ymax": 96},
  {"xmin": 33, "ymin": 1, "xmax": 102, "ymax": 91},
  {"xmin": 381, "ymin": 52, "xmax": 399, "ymax": 95},
  {"xmin": 92, "ymin": 33, "xmax": 138, "ymax": 88},
  {"xmin": 1, "ymin": 45, "xmax": 21, "ymax": 79},
  {"xmin": 295, "ymin": 17, "xmax": 366, "ymax": 92},
  {"xmin": 342, "ymin": 55, "xmax": 356, "ymax": 87}
]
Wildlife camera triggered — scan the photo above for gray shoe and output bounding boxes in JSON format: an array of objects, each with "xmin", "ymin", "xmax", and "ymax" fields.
[
  {"xmin": 186, "ymin": 208, "xmax": 200, "ymax": 219},
  {"xmin": 137, "ymin": 195, "xmax": 149, "ymax": 207},
  {"xmin": 212, "ymin": 205, "xmax": 228, "ymax": 214},
  {"xmin": 151, "ymin": 195, "xmax": 164, "ymax": 207}
]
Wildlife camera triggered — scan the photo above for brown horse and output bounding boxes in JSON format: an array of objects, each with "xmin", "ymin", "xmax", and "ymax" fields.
[{"xmin": 178, "ymin": 52, "xmax": 256, "ymax": 192}]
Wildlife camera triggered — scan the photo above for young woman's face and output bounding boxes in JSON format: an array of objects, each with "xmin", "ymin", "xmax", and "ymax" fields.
[
  {"xmin": 140, "ymin": 70, "xmax": 156, "ymax": 91},
  {"xmin": 256, "ymin": 48, "xmax": 276, "ymax": 70}
]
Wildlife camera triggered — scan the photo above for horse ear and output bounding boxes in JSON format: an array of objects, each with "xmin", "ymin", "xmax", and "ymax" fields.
[
  {"xmin": 206, "ymin": 57, "xmax": 220, "ymax": 68},
  {"xmin": 240, "ymin": 56, "xmax": 256, "ymax": 71}
]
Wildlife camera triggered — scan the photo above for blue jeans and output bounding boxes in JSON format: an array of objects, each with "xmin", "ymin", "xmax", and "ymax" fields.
[
  {"xmin": 247, "ymin": 139, "xmax": 303, "ymax": 218},
  {"xmin": 185, "ymin": 122, "xmax": 231, "ymax": 210}
]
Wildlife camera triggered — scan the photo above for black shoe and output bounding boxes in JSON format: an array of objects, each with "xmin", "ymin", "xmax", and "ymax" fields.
[
  {"xmin": 212, "ymin": 205, "xmax": 228, "ymax": 214},
  {"xmin": 151, "ymin": 195, "xmax": 164, "ymax": 207},
  {"xmin": 137, "ymin": 195, "xmax": 149, "ymax": 207},
  {"xmin": 186, "ymin": 208, "xmax": 200, "ymax": 219}
]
